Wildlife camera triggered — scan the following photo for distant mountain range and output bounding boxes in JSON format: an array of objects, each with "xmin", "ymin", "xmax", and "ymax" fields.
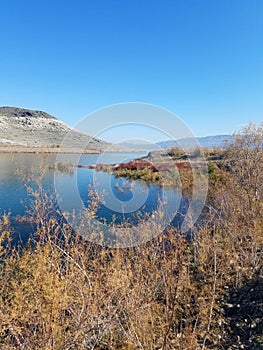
[
  {"xmin": 0, "ymin": 107, "xmax": 235, "ymax": 152},
  {"xmin": 118, "ymin": 135, "xmax": 234, "ymax": 151},
  {"xmin": 0, "ymin": 107, "xmax": 123, "ymax": 152},
  {"xmin": 157, "ymin": 135, "xmax": 235, "ymax": 149},
  {"xmin": 116, "ymin": 140, "xmax": 159, "ymax": 152}
]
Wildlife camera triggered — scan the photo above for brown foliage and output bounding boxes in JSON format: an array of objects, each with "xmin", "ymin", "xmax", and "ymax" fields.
[{"xmin": 1, "ymin": 123, "xmax": 263, "ymax": 349}]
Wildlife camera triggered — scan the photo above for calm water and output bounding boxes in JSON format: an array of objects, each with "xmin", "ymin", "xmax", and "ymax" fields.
[{"xmin": 0, "ymin": 152, "xmax": 187, "ymax": 242}]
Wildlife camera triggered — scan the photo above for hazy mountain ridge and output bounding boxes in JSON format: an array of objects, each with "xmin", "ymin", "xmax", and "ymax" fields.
[
  {"xmin": 117, "ymin": 140, "xmax": 158, "ymax": 151},
  {"xmin": 157, "ymin": 135, "xmax": 234, "ymax": 150},
  {"xmin": 117, "ymin": 135, "xmax": 234, "ymax": 151},
  {"xmin": 0, "ymin": 107, "xmax": 235, "ymax": 151},
  {"xmin": 0, "ymin": 107, "xmax": 118, "ymax": 151}
]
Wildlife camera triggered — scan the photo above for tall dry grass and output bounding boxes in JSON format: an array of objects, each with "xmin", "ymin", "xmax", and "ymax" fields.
[{"xmin": 1, "ymin": 123, "xmax": 263, "ymax": 349}]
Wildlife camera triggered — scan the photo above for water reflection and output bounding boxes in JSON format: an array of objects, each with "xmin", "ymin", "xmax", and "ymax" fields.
[{"xmin": 0, "ymin": 152, "xmax": 185, "ymax": 243}]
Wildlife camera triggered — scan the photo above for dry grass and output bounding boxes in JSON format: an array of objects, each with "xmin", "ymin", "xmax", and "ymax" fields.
[{"xmin": 1, "ymin": 123, "xmax": 263, "ymax": 349}]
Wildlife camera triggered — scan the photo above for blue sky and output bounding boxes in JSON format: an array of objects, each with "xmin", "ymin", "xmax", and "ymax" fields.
[{"xmin": 0, "ymin": 0, "xmax": 263, "ymax": 142}]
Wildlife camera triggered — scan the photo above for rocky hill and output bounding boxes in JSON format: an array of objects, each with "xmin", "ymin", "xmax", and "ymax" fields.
[{"xmin": 0, "ymin": 107, "xmax": 116, "ymax": 152}]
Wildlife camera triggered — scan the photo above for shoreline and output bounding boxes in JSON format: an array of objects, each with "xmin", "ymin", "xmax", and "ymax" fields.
[
  {"xmin": 0, "ymin": 146, "xmax": 101, "ymax": 154},
  {"xmin": 0, "ymin": 146, "xmax": 146, "ymax": 154}
]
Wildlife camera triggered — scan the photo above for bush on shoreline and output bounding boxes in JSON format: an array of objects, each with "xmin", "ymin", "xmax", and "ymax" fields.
[{"xmin": 1, "ymin": 123, "xmax": 263, "ymax": 349}]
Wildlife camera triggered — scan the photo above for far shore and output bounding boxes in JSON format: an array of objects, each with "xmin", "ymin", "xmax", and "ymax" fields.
[
  {"xmin": 0, "ymin": 145, "xmax": 145, "ymax": 154},
  {"xmin": 0, "ymin": 146, "xmax": 101, "ymax": 154}
]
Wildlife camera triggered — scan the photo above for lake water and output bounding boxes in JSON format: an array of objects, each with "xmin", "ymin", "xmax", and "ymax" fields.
[{"xmin": 0, "ymin": 152, "xmax": 188, "ymax": 244}]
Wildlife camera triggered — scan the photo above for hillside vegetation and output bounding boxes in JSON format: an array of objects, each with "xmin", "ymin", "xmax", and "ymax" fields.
[{"xmin": 0, "ymin": 123, "xmax": 263, "ymax": 349}]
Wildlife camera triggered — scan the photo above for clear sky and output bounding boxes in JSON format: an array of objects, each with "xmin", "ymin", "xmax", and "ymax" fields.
[{"xmin": 0, "ymin": 0, "xmax": 263, "ymax": 142}]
